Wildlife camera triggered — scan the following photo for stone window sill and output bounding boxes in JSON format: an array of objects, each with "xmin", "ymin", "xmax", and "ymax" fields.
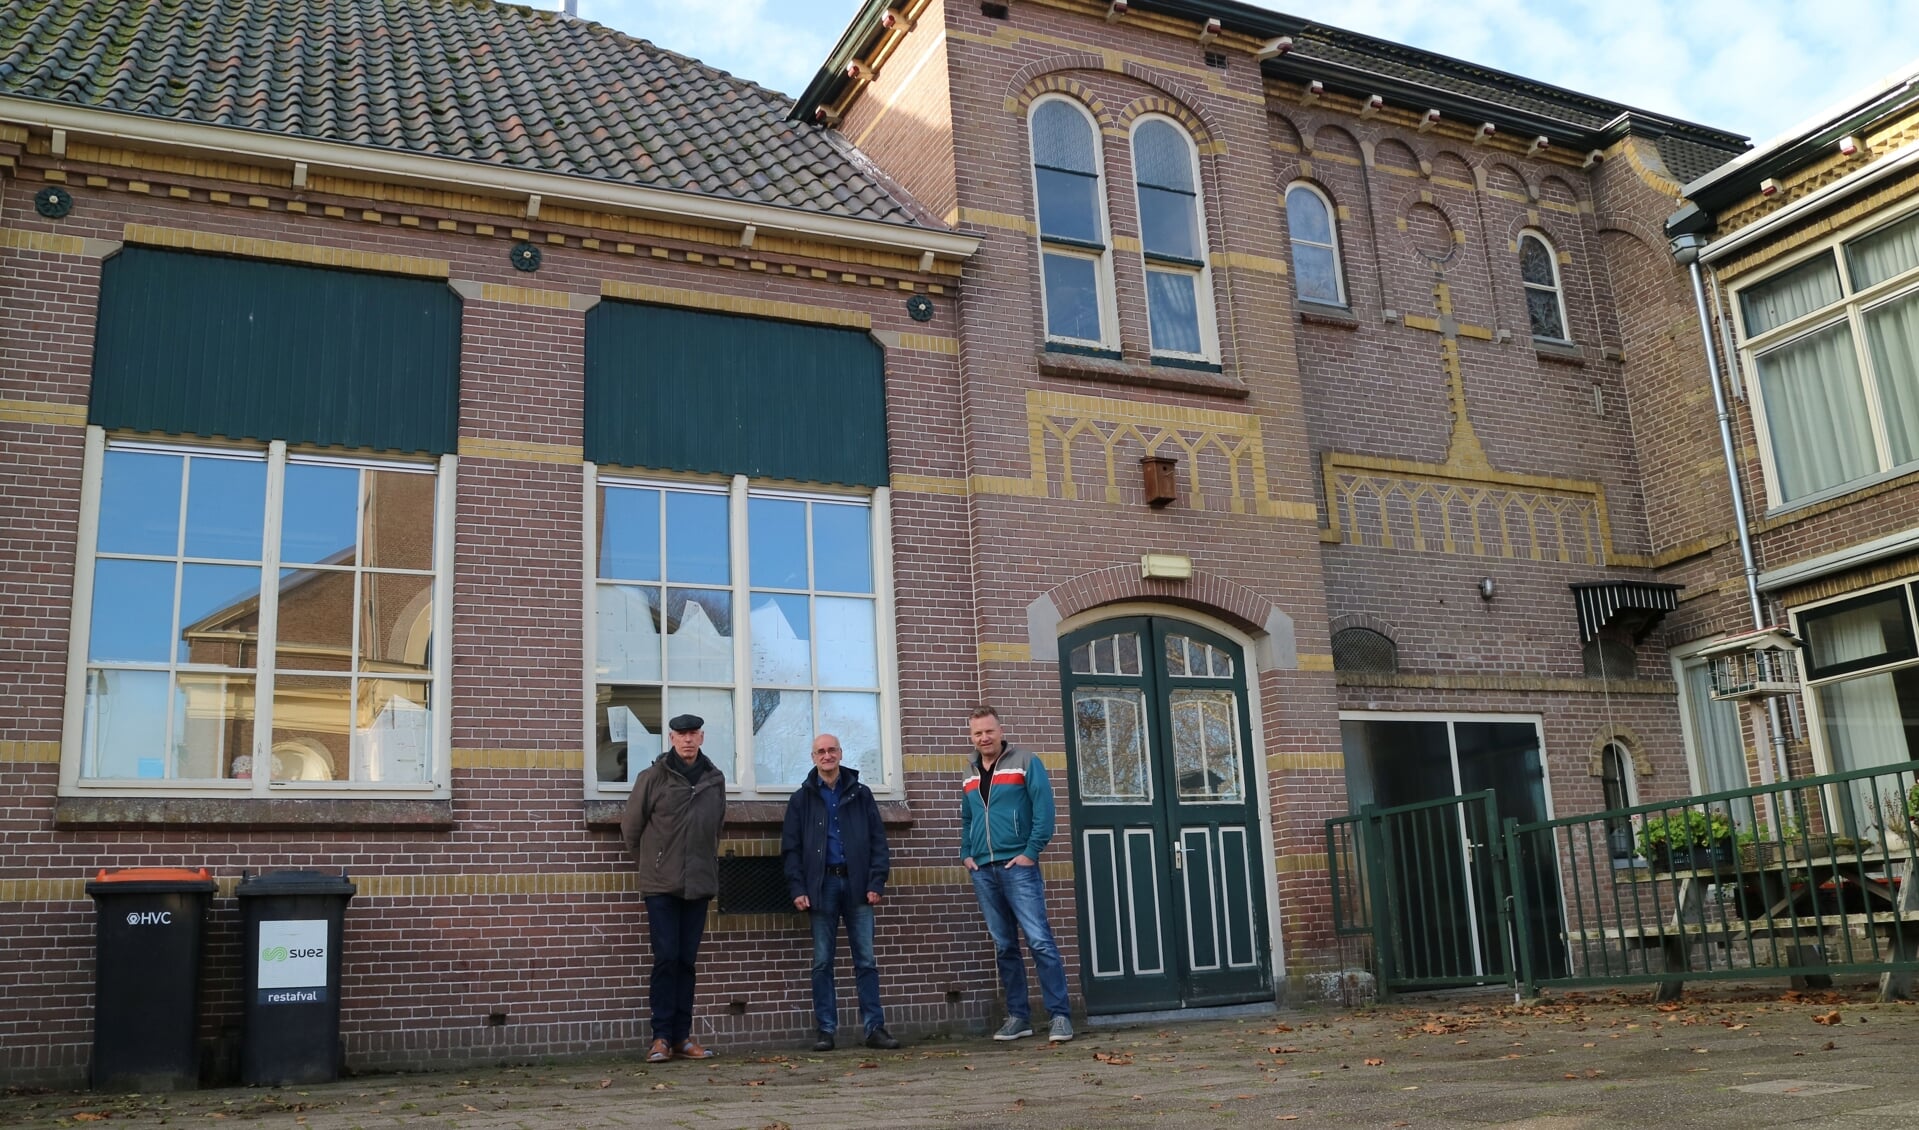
[
  {"xmin": 54, "ymin": 795, "xmax": 455, "ymax": 831},
  {"xmin": 1036, "ymin": 349, "xmax": 1247, "ymax": 399},
  {"xmin": 1533, "ymin": 339, "xmax": 1586, "ymax": 367},
  {"xmin": 1298, "ymin": 303, "xmax": 1359, "ymax": 330}
]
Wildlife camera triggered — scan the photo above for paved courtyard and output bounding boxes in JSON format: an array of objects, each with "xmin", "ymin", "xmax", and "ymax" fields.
[{"xmin": 7, "ymin": 983, "xmax": 1917, "ymax": 1128}]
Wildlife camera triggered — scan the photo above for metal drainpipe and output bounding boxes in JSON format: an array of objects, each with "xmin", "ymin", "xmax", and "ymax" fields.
[{"xmin": 1670, "ymin": 233, "xmax": 1794, "ymax": 789}]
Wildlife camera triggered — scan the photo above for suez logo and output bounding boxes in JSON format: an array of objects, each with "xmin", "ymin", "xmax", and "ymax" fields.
[
  {"xmin": 260, "ymin": 945, "xmax": 326, "ymax": 962},
  {"xmin": 125, "ymin": 911, "xmax": 173, "ymax": 926}
]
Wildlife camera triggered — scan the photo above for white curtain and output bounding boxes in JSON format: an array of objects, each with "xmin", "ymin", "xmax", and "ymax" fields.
[
  {"xmin": 1756, "ymin": 321, "xmax": 1876, "ymax": 499},
  {"xmin": 1743, "ymin": 254, "xmax": 1842, "ymax": 335},
  {"xmin": 1864, "ymin": 290, "xmax": 1919, "ymax": 465},
  {"xmin": 1684, "ymin": 659, "xmax": 1748, "ymax": 796},
  {"xmin": 1819, "ymin": 670, "xmax": 1912, "ymax": 835},
  {"xmin": 1847, "ymin": 213, "xmax": 1919, "ymax": 290}
]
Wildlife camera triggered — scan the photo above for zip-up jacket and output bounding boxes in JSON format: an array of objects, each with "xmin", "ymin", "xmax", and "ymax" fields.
[
  {"xmin": 959, "ymin": 742, "xmax": 1054, "ymax": 866},
  {"xmin": 780, "ymin": 765, "xmax": 890, "ymax": 907},
  {"xmin": 621, "ymin": 750, "xmax": 727, "ymax": 899}
]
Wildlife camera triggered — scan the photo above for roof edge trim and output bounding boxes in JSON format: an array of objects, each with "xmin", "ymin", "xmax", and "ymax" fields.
[{"xmin": 0, "ymin": 97, "xmax": 980, "ymax": 262}]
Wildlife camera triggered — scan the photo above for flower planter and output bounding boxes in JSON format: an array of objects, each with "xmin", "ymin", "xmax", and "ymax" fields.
[{"xmin": 1652, "ymin": 840, "xmax": 1734, "ymax": 874}]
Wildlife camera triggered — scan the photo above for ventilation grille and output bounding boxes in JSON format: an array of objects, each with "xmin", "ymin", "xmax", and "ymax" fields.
[{"xmin": 1332, "ymin": 628, "xmax": 1398, "ymax": 673}]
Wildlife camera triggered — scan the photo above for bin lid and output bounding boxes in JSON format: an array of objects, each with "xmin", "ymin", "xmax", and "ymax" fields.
[
  {"xmin": 235, "ymin": 869, "xmax": 356, "ymax": 897},
  {"xmin": 85, "ymin": 867, "xmax": 216, "ymax": 896}
]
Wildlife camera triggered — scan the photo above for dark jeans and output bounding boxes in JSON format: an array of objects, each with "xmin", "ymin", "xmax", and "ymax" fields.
[
  {"xmin": 810, "ymin": 871, "xmax": 884, "ymax": 1035},
  {"xmin": 969, "ymin": 861, "xmax": 1071, "ymax": 1022},
  {"xmin": 644, "ymin": 894, "xmax": 710, "ymax": 1043}
]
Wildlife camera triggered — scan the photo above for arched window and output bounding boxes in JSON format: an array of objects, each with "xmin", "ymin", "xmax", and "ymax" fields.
[
  {"xmin": 1029, "ymin": 97, "xmax": 1112, "ymax": 349},
  {"xmin": 1519, "ymin": 231, "xmax": 1569, "ymax": 341},
  {"xmin": 1285, "ymin": 183, "xmax": 1345, "ymax": 306},
  {"xmin": 1131, "ymin": 118, "xmax": 1215, "ymax": 359},
  {"xmin": 1599, "ymin": 742, "xmax": 1636, "ymax": 862}
]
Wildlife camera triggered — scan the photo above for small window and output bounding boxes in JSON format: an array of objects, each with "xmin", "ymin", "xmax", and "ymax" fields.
[
  {"xmin": 1799, "ymin": 587, "xmax": 1918, "ymax": 680},
  {"xmin": 1030, "ymin": 97, "xmax": 1112, "ymax": 348},
  {"xmin": 1331, "ymin": 628, "xmax": 1397, "ymax": 673},
  {"xmin": 1599, "ymin": 743, "xmax": 1636, "ymax": 863},
  {"xmin": 1131, "ymin": 118, "xmax": 1215, "ymax": 359},
  {"xmin": 1518, "ymin": 231, "xmax": 1569, "ymax": 341},
  {"xmin": 1285, "ymin": 183, "xmax": 1345, "ymax": 306}
]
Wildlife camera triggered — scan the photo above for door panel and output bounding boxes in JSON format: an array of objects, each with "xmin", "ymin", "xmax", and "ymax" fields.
[{"xmin": 1062, "ymin": 617, "xmax": 1273, "ymax": 1013}]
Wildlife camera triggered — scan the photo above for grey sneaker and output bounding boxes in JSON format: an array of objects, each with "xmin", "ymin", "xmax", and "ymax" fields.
[
  {"xmin": 1047, "ymin": 1016, "xmax": 1074, "ymax": 1043},
  {"xmin": 992, "ymin": 1016, "xmax": 1033, "ymax": 1041}
]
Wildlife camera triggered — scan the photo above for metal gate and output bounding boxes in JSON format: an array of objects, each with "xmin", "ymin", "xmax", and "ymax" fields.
[{"xmin": 1329, "ymin": 791, "xmax": 1517, "ymax": 995}]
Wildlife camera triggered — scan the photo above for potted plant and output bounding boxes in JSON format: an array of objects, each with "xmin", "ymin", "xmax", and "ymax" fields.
[
  {"xmin": 1877, "ymin": 789, "xmax": 1914, "ymax": 855},
  {"xmin": 1636, "ymin": 808, "xmax": 1735, "ymax": 872}
]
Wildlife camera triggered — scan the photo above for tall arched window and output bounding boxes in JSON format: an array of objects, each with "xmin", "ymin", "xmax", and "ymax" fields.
[
  {"xmin": 1285, "ymin": 183, "xmax": 1345, "ymax": 307},
  {"xmin": 1519, "ymin": 231, "xmax": 1569, "ymax": 341},
  {"xmin": 1131, "ymin": 118, "xmax": 1215, "ymax": 359},
  {"xmin": 1030, "ymin": 97, "xmax": 1112, "ymax": 349}
]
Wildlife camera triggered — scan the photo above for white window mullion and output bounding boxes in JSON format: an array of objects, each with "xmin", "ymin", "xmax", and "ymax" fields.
[
  {"xmin": 580, "ymin": 462, "xmax": 599, "ymax": 796},
  {"xmin": 729, "ymin": 473, "xmax": 752, "ymax": 792},
  {"xmin": 1847, "ymin": 305, "xmax": 1897, "ymax": 473},
  {"xmin": 433, "ymin": 453, "xmax": 458, "ymax": 791},
  {"xmin": 874, "ymin": 486, "xmax": 900, "ymax": 793},
  {"xmin": 254, "ymin": 440, "xmax": 288, "ymax": 796},
  {"xmin": 60, "ymin": 428, "xmax": 109, "ymax": 789}
]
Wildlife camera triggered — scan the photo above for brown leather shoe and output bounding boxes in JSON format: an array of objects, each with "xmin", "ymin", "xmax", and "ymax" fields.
[
  {"xmin": 677, "ymin": 1038, "xmax": 716, "ymax": 1060},
  {"xmin": 646, "ymin": 1038, "xmax": 672, "ymax": 1063}
]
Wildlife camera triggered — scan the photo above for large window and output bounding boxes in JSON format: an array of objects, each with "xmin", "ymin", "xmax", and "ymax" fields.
[
  {"xmin": 1029, "ymin": 96, "xmax": 1114, "ymax": 350},
  {"xmin": 1738, "ymin": 208, "xmax": 1919, "ymax": 504},
  {"xmin": 1285, "ymin": 183, "xmax": 1345, "ymax": 307},
  {"xmin": 1796, "ymin": 585, "xmax": 1919, "ymax": 802},
  {"xmin": 66, "ymin": 431, "xmax": 450, "ymax": 793},
  {"xmin": 1131, "ymin": 117, "xmax": 1215, "ymax": 361},
  {"xmin": 588, "ymin": 473, "xmax": 895, "ymax": 798},
  {"xmin": 1518, "ymin": 231, "xmax": 1568, "ymax": 342}
]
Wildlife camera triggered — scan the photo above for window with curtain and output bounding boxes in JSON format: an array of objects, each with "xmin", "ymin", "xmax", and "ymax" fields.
[
  {"xmin": 1519, "ymin": 231, "xmax": 1569, "ymax": 341},
  {"xmin": 1680, "ymin": 655, "xmax": 1749, "ymax": 800},
  {"xmin": 1131, "ymin": 118, "xmax": 1214, "ymax": 360},
  {"xmin": 1739, "ymin": 208, "xmax": 1919, "ymax": 504},
  {"xmin": 1795, "ymin": 583, "xmax": 1919, "ymax": 835},
  {"xmin": 1285, "ymin": 183, "xmax": 1344, "ymax": 306},
  {"xmin": 1030, "ymin": 96, "xmax": 1112, "ymax": 349},
  {"xmin": 1599, "ymin": 743, "xmax": 1636, "ymax": 863}
]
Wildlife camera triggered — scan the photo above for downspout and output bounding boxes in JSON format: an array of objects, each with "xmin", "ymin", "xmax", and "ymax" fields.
[{"xmin": 1670, "ymin": 232, "xmax": 1793, "ymax": 789}]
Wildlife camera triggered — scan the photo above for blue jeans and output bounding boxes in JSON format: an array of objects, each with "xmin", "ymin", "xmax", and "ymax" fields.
[
  {"xmin": 811, "ymin": 872, "xmax": 885, "ymax": 1035},
  {"xmin": 969, "ymin": 862, "xmax": 1070, "ymax": 1022},
  {"xmin": 644, "ymin": 894, "xmax": 710, "ymax": 1043}
]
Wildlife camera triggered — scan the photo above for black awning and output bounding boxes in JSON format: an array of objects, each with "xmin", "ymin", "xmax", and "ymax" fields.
[{"xmin": 1570, "ymin": 581, "xmax": 1682, "ymax": 644}]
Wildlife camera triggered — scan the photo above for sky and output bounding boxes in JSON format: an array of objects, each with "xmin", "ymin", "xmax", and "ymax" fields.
[{"xmin": 559, "ymin": 0, "xmax": 1919, "ymax": 146}]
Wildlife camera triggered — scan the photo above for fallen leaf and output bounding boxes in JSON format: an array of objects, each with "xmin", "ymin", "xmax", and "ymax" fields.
[
  {"xmin": 1822, "ymin": 1041, "xmax": 1837, "ymax": 1051},
  {"xmin": 1093, "ymin": 1051, "xmax": 1135, "ymax": 1065},
  {"xmin": 1364, "ymin": 1058, "xmax": 1384, "ymax": 1067},
  {"xmin": 597, "ymin": 1079, "xmax": 612, "ymax": 1089},
  {"xmin": 1814, "ymin": 1011, "xmax": 1842, "ymax": 1026},
  {"xmin": 1276, "ymin": 1117, "xmax": 1299, "ymax": 1122},
  {"xmin": 71, "ymin": 1115, "xmax": 109, "ymax": 1123}
]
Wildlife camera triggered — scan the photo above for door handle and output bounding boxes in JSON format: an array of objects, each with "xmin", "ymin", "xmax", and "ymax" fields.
[{"xmin": 1173, "ymin": 842, "xmax": 1185, "ymax": 871}]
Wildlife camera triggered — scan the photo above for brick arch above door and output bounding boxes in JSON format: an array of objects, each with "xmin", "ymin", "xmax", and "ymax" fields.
[{"xmin": 1025, "ymin": 565, "xmax": 1296, "ymax": 671}]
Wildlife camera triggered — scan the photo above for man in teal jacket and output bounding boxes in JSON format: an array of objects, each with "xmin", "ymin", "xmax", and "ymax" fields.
[{"xmin": 960, "ymin": 706, "xmax": 1072, "ymax": 1043}]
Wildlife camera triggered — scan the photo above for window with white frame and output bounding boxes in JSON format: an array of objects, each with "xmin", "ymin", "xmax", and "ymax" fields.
[
  {"xmin": 1518, "ymin": 231, "xmax": 1569, "ymax": 341},
  {"xmin": 1794, "ymin": 581, "xmax": 1919, "ymax": 828},
  {"xmin": 1673, "ymin": 650, "xmax": 1752, "ymax": 833},
  {"xmin": 589, "ymin": 474, "xmax": 893, "ymax": 798},
  {"xmin": 1029, "ymin": 96, "xmax": 1114, "ymax": 350},
  {"xmin": 1285, "ymin": 182, "xmax": 1345, "ymax": 307},
  {"xmin": 1131, "ymin": 117, "xmax": 1216, "ymax": 360},
  {"xmin": 1737, "ymin": 208, "xmax": 1919, "ymax": 505},
  {"xmin": 68, "ymin": 432, "xmax": 450, "ymax": 792}
]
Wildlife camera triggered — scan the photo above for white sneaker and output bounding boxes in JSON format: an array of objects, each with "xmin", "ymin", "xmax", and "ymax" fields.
[
  {"xmin": 1048, "ymin": 1016, "xmax": 1074, "ymax": 1043},
  {"xmin": 993, "ymin": 1017, "xmax": 1033, "ymax": 1041}
]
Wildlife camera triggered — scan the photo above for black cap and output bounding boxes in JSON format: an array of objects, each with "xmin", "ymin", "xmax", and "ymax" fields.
[{"xmin": 667, "ymin": 713, "xmax": 704, "ymax": 733}]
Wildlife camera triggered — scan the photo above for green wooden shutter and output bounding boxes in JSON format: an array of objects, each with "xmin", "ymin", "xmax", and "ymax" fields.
[
  {"xmin": 90, "ymin": 247, "xmax": 461, "ymax": 454},
  {"xmin": 584, "ymin": 301, "xmax": 887, "ymax": 487}
]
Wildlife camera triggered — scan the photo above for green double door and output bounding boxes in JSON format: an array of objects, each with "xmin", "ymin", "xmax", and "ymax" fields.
[{"xmin": 1059, "ymin": 617, "xmax": 1273, "ymax": 1014}]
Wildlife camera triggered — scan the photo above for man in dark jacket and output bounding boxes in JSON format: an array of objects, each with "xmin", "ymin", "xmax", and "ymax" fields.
[
  {"xmin": 781, "ymin": 732, "xmax": 899, "ymax": 1051},
  {"xmin": 621, "ymin": 713, "xmax": 726, "ymax": 1064}
]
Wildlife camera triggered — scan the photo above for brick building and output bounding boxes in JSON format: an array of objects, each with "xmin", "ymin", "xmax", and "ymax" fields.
[{"xmin": 5, "ymin": 0, "xmax": 1848, "ymax": 1085}]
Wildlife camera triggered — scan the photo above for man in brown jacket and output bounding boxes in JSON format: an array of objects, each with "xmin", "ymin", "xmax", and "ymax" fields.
[{"xmin": 621, "ymin": 713, "xmax": 727, "ymax": 1063}]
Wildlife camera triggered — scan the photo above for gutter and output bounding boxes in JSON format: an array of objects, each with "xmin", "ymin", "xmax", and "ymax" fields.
[
  {"xmin": 1694, "ymin": 137, "xmax": 1919, "ymax": 266},
  {"xmin": 0, "ymin": 96, "xmax": 980, "ymax": 264}
]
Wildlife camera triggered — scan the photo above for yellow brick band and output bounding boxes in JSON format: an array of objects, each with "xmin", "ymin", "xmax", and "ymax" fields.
[
  {"xmin": 599, "ymin": 280, "xmax": 870, "ymax": 329},
  {"xmin": 451, "ymin": 748, "xmax": 584, "ymax": 771},
  {"xmin": 0, "ymin": 227, "xmax": 90, "ymax": 256},
  {"xmin": 956, "ymin": 207, "xmax": 1037, "ymax": 235},
  {"xmin": 0, "ymin": 399, "xmax": 87, "ymax": 428},
  {"xmin": 978, "ymin": 641, "xmax": 1033, "ymax": 663},
  {"xmin": 1266, "ymin": 751, "xmax": 1344, "ymax": 772},
  {"xmin": 1296, "ymin": 653, "xmax": 1335, "ymax": 672},
  {"xmin": 123, "ymin": 224, "xmax": 450, "ymax": 278},
  {"xmin": 873, "ymin": 331, "xmax": 960, "ymax": 355},
  {"xmin": 0, "ymin": 740, "xmax": 60, "ymax": 763},
  {"xmin": 1274, "ymin": 853, "xmax": 1326, "ymax": 875},
  {"xmin": 904, "ymin": 753, "xmax": 973, "ymax": 775},
  {"xmin": 456, "ymin": 437, "xmax": 584, "ymax": 465},
  {"xmin": 477, "ymin": 283, "xmax": 586, "ymax": 310}
]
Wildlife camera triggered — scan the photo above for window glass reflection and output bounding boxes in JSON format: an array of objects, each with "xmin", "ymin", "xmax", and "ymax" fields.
[
  {"xmin": 173, "ymin": 673, "xmax": 255, "ymax": 780},
  {"xmin": 665, "ymin": 588, "xmax": 733, "ymax": 682},
  {"xmin": 596, "ymin": 584, "xmax": 663, "ymax": 681},
  {"xmin": 665, "ymin": 491, "xmax": 729, "ymax": 584},
  {"xmin": 177, "ymin": 564, "xmax": 261, "ymax": 665},
  {"xmin": 821, "ymin": 691, "xmax": 881, "ymax": 778},
  {"xmin": 599, "ymin": 487, "xmax": 661, "ymax": 581},
  {"xmin": 353, "ymin": 678, "xmax": 432, "ymax": 783},
  {"xmin": 667, "ymin": 687, "xmax": 733, "ymax": 776},
  {"xmin": 275, "ymin": 567, "xmax": 355, "ymax": 672},
  {"xmin": 813, "ymin": 503, "xmax": 872, "ymax": 593},
  {"xmin": 750, "ymin": 592, "xmax": 812, "ymax": 686},
  {"xmin": 359, "ymin": 572, "xmax": 433, "ymax": 674},
  {"xmin": 98, "ymin": 450, "xmax": 182, "ymax": 557},
  {"xmin": 183, "ymin": 457, "xmax": 266, "ymax": 561},
  {"xmin": 90, "ymin": 559, "xmax": 175, "ymax": 663},
  {"xmin": 749, "ymin": 497, "xmax": 807, "ymax": 588},
  {"xmin": 281, "ymin": 463, "xmax": 359, "ymax": 565},
  {"xmin": 1043, "ymin": 252, "xmax": 1102, "ymax": 341},
  {"xmin": 596, "ymin": 684, "xmax": 663, "ymax": 783},
  {"xmin": 817, "ymin": 597, "xmax": 877, "ymax": 687},
  {"xmin": 753, "ymin": 687, "xmax": 814, "ymax": 787},
  {"xmin": 361, "ymin": 470, "xmax": 435, "ymax": 571},
  {"xmin": 270, "ymin": 673, "xmax": 349, "ymax": 781},
  {"xmin": 83, "ymin": 668, "xmax": 170, "ymax": 778}
]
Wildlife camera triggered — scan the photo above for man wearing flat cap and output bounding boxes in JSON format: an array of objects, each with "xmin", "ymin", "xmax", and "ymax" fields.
[{"xmin": 621, "ymin": 713, "xmax": 727, "ymax": 1063}]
